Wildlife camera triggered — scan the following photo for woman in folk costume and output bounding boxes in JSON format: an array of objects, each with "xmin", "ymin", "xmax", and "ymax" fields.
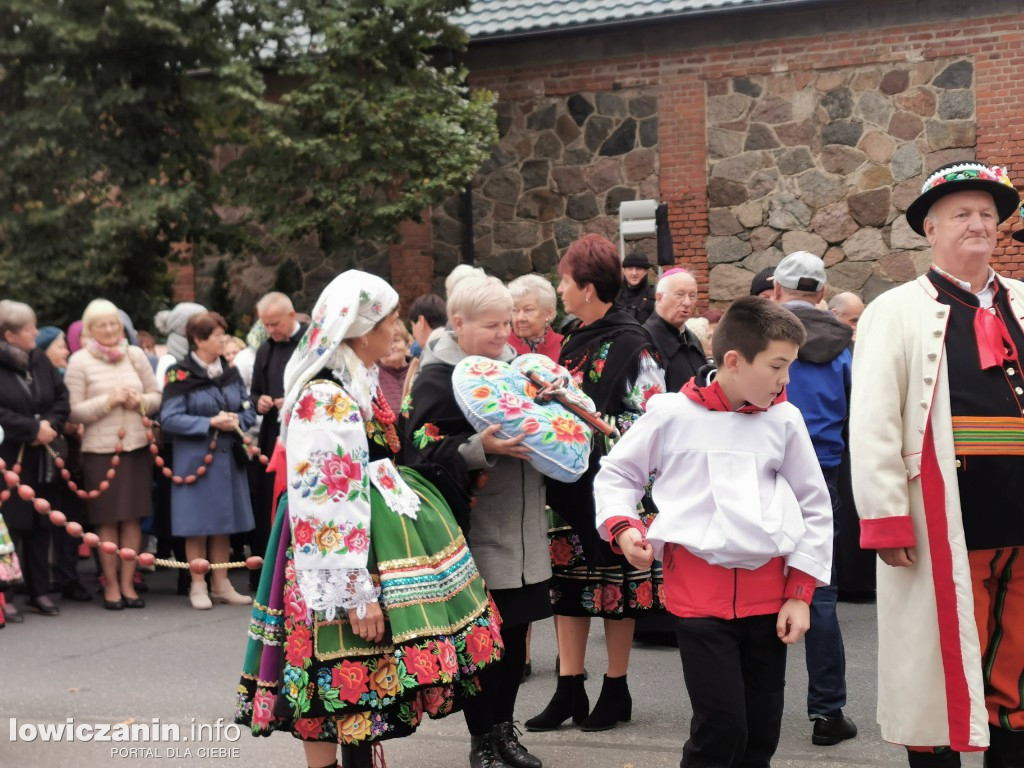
[{"xmin": 235, "ymin": 271, "xmax": 502, "ymax": 768}]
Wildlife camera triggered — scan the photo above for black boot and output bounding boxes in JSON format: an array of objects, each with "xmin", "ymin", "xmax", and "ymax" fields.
[
  {"xmin": 986, "ymin": 726, "xmax": 1024, "ymax": 768},
  {"xmin": 579, "ymin": 674, "xmax": 631, "ymax": 732},
  {"xmin": 492, "ymin": 722, "xmax": 541, "ymax": 768},
  {"xmin": 469, "ymin": 734, "xmax": 511, "ymax": 768},
  {"xmin": 907, "ymin": 748, "xmax": 961, "ymax": 768},
  {"xmin": 339, "ymin": 743, "xmax": 373, "ymax": 768},
  {"xmin": 524, "ymin": 674, "xmax": 588, "ymax": 732}
]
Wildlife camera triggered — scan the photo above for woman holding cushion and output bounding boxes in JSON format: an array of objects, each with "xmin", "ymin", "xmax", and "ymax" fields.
[
  {"xmin": 526, "ymin": 234, "xmax": 666, "ymax": 734},
  {"xmin": 405, "ymin": 275, "xmax": 552, "ymax": 768},
  {"xmin": 235, "ymin": 270, "xmax": 502, "ymax": 768}
]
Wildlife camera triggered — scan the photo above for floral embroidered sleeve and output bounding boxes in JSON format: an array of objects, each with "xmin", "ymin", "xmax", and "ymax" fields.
[
  {"xmin": 618, "ymin": 350, "xmax": 666, "ymax": 433},
  {"xmin": 286, "ymin": 380, "xmax": 379, "ymax": 620}
]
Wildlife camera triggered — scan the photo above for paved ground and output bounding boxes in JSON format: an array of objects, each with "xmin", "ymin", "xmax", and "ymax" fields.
[{"xmin": 1, "ymin": 566, "xmax": 981, "ymax": 768}]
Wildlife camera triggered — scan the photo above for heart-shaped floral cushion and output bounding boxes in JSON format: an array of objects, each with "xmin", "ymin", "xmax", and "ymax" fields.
[{"xmin": 453, "ymin": 354, "xmax": 594, "ymax": 482}]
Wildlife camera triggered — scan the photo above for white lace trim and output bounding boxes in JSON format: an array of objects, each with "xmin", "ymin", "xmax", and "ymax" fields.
[
  {"xmin": 368, "ymin": 459, "xmax": 420, "ymax": 520},
  {"xmin": 295, "ymin": 567, "xmax": 381, "ymax": 621}
]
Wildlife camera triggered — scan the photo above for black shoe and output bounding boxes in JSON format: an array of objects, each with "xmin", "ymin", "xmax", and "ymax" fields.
[
  {"xmin": 579, "ymin": 674, "xmax": 631, "ymax": 731},
  {"xmin": 61, "ymin": 583, "xmax": 93, "ymax": 602},
  {"xmin": 104, "ymin": 598, "xmax": 126, "ymax": 611},
  {"xmin": 521, "ymin": 661, "xmax": 532, "ymax": 683},
  {"xmin": 524, "ymin": 674, "xmax": 588, "ymax": 732},
  {"xmin": 2, "ymin": 604, "xmax": 24, "ymax": 623},
  {"xmin": 123, "ymin": 596, "xmax": 145, "ymax": 609},
  {"xmin": 811, "ymin": 714, "xmax": 858, "ymax": 746},
  {"xmin": 492, "ymin": 722, "xmax": 541, "ymax": 768},
  {"xmin": 27, "ymin": 596, "xmax": 60, "ymax": 616},
  {"xmin": 469, "ymin": 734, "xmax": 511, "ymax": 768}
]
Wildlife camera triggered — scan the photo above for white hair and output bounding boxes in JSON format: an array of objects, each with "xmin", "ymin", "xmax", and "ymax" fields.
[
  {"xmin": 81, "ymin": 299, "xmax": 123, "ymax": 340},
  {"xmin": 0, "ymin": 300, "xmax": 35, "ymax": 336},
  {"xmin": 256, "ymin": 291, "xmax": 294, "ymax": 316},
  {"xmin": 685, "ymin": 317, "xmax": 712, "ymax": 349},
  {"xmin": 447, "ymin": 276, "xmax": 513, "ymax": 322},
  {"xmin": 445, "ymin": 264, "xmax": 486, "ymax": 298},
  {"xmin": 507, "ymin": 274, "xmax": 557, "ymax": 311},
  {"xmin": 655, "ymin": 271, "xmax": 697, "ymax": 297}
]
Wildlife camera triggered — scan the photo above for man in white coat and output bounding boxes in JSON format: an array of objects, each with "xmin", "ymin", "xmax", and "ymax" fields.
[{"xmin": 850, "ymin": 162, "xmax": 1024, "ymax": 768}]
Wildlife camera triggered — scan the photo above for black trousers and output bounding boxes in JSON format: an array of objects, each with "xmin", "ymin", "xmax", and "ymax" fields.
[
  {"xmin": 10, "ymin": 514, "xmax": 51, "ymax": 600},
  {"xmin": 676, "ymin": 614, "xmax": 787, "ymax": 768},
  {"xmin": 463, "ymin": 621, "xmax": 529, "ymax": 736}
]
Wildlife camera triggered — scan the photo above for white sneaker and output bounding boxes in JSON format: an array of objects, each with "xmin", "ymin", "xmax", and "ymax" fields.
[
  {"xmin": 189, "ymin": 582, "xmax": 213, "ymax": 610},
  {"xmin": 210, "ymin": 583, "xmax": 252, "ymax": 606}
]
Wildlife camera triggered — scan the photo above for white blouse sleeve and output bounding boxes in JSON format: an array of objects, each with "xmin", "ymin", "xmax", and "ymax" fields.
[{"xmin": 286, "ymin": 380, "xmax": 379, "ymax": 620}]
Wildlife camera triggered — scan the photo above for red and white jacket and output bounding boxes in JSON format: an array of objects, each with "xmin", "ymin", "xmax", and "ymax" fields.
[{"xmin": 594, "ymin": 379, "xmax": 833, "ymax": 620}]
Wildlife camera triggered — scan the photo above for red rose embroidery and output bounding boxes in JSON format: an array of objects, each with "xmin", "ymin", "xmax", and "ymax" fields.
[
  {"xmin": 297, "ymin": 393, "xmax": 317, "ymax": 422},
  {"xmin": 293, "ymin": 519, "xmax": 315, "ymax": 547},
  {"xmin": 404, "ymin": 645, "xmax": 440, "ymax": 685},
  {"xmin": 520, "ymin": 417, "xmax": 541, "ymax": 435},
  {"xmin": 550, "ymin": 537, "xmax": 573, "ymax": 567},
  {"xmin": 377, "ymin": 470, "xmax": 395, "ymax": 490},
  {"xmin": 293, "ymin": 717, "xmax": 324, "ymax": 740},
  {"xmin": 285, "ymin": 625, "xmax": 313, "ymax": 668},
  {"xmin": 601, "ymin": 584, "xmax": 623, "ymax": 613},
  {"xmin": 421, "ymin": 686, "xmax": 446, "ymax": 715},
  {"xmin": 434, "ymin": 639, "xmax": 458, "ymax": 675},
  {"xmin": 344, "ymin": 526, "xmax": 369, "ymax": 555},
  {"xmin": 323, "ymin": 453, "xmax": 362, "ymax": 497},
  {"xmin": 332, "ymin": 660, "xmax": 370, "ymax": 704},
  {"xmin": 466, "ymin": 625, "xmax": 495, "ymax": 665},
  {"xmin": 634, "ymin": 580, "xmax": 653, "ymax": 609}
]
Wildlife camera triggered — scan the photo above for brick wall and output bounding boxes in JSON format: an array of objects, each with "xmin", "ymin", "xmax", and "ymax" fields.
[{"xmin": 424, "ymin": 2, "xmax": 1024, "ymax": 308}]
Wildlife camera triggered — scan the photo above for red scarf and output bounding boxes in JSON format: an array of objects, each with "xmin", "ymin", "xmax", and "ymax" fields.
[{"xmin": 680, "ymin": 377, "xmax": 787, "ymax": 413}]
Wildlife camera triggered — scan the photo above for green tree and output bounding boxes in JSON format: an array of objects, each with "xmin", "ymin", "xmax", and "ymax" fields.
[
  {"xmin": 226, "ymin": 0, "xmax": 497, "ymax": 255},
  {"xmin": 0, "ymin": 0, "xmax": 259, "ymax": 327}
]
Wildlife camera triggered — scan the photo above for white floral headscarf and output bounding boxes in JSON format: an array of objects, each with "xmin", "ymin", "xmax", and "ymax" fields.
[{"xmin": 281, "ymin": 270, "xmax": 398, "ymax": 435}]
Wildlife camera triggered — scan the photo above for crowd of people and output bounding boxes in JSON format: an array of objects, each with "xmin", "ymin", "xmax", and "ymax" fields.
[{"xmin": 1, "ymin": 159, "xmax": 1022, "ymax": 768}]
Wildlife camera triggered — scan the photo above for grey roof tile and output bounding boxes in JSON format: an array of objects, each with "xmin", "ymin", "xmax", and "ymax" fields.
[{"xmin": 457, "ymin": 0, "xmax": 785, "ymax": 39}]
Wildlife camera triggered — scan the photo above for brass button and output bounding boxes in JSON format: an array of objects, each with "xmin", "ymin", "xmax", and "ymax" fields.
[
  {"xmin": 955, "ymin": 459, "xmax": 962, "ymax": 468},
  {"xmin": 920, "ymin": 400, "xmax": 928, "ymax": 408},
  {"xmin": 928, "ymin": 352, "xmax": 938, "ymax": 360},
  {"xmin": 924, "ymin": 377, "xmax": 934, "ymax": 384},
  {"xmin": 1008, "ymin": 367, "xmax": 1017, "ymax": 376},
  {"xmin": 933, "ymin": 330, "xmax": 943, "ymax": 337},
  {"xmin": 1016, "ymin": 387, "xmax": 1022, "ymax": 395},
  {"xmin": 937, "ymin": 310, "xmax": 946, "ymax": 318}
]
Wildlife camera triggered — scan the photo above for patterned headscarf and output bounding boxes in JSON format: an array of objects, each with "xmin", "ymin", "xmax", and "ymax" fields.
[{"xmin": 281, "ymin": 270, "xmax": 398, "ymax": 436}]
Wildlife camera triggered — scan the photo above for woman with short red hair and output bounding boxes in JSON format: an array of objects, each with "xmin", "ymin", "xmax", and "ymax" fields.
[{"xmin": 526, "ymin": 234, "xmax": 666, "ymax": 734}]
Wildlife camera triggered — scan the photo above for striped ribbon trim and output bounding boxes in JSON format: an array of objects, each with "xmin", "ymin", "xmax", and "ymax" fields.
[{"xmin": 952, "ymin": 416, "xmax": 1024, "ymax": 455}]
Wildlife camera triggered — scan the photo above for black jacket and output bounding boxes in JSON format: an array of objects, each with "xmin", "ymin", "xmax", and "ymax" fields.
[
  {"xmin": 0, "ymin": 344, "xmax": 70, "ymax": 528},
  {"xmin": 250, "ymin": 322, "xmax": 307, "ymax": 452},
  {"xmin": 614, "ymin": 279, "xmax": 656, "ymax": 324},
  {"xmin": 643, "ymin": 314, "xmax": 708, "ymax": 392}
]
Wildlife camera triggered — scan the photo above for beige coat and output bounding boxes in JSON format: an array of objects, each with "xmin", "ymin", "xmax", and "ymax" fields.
[
  {"xmin": 850, "ymin": 273, "xmax": 1024, "ymax": 750},
  {"xmin": 66, "ymin": 347, "xmax": 161, "ymax": 454}
]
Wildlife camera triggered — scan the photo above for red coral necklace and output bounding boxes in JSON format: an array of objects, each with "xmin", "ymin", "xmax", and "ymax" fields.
[{"xmin": 370, "ymin": 391, "xmax": 402, "ymax": 454}]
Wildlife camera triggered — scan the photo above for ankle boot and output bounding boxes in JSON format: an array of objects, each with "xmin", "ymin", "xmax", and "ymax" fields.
[
  {"xmin": 492, "ymin": 722, "xmax": 541, "ymax": 768},
  {"xmin": 339, "ymin": 742, "xmax": 374, "ymax": 768},
  {"xmin": 469, "ymin": 734, "xmax": 511, "ymax": 768},
  {"xmin": 579, "ymin": 674, "xmax": 631, "ymax": 732},
  {"xmin": 524, "ymin": 674, "xmax": 588, "ymax": 732},
  {"xmin": 907, "ymin": 748, "xmax": 961, "ymax": 768}
]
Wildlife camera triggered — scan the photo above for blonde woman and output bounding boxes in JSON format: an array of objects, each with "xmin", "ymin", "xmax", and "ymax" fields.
[{"xmin": 65, "ymin": 300, "xmax": 160, "ymax": 610}]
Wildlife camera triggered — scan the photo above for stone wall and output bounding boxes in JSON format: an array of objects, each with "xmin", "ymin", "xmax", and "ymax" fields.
[
  {"xmin": 430, "ymin": 90, "xmax": 660, "ymax": 293},
  {"xmin": 195, "ymin": 236, "xmax": 390, "ymax": 319},
  {"xmin": 705, "ymin": 57, "xmax": 975, "ymax": 305}
]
